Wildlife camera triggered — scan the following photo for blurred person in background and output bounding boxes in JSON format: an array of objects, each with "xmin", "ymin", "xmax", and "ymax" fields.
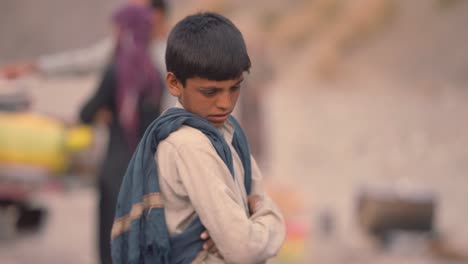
[
  {"xmin": 79, "ymin": 5, "xmax": 164, "ymax": 264},
  {"xmin": 0, "ymin": 0, "xmax": 176, "ymax": 110}
]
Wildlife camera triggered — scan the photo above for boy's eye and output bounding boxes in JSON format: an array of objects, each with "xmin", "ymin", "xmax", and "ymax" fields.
[
  {"xmin": 202, "ymin": 90, "xmax": 217, "ymax": 97},
  {"xmin": 231, "ymin": 85, "xmax": 241, "ymax": 91}
]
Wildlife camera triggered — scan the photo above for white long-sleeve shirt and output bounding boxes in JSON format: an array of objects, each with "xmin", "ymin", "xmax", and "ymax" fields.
[
  {"xmin": 37, "ymin": 37, "xmax": 166, "ymax": 76},
  {"xmin": 155, "ymin": 103, "xmax": 285, "ymax": 264},
  {"xmin": 37, "ymin": 37, "xmax": 114, "ymax": 75},
  {"xmin": 37, "ymin": 37, "xmax": 177, "ymax": 110}
]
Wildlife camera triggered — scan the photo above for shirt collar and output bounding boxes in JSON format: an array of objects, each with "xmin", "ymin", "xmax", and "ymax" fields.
[
  {"xmin": 173, "ymin": 101, "xmax": 235, "ymax": 142},
  {"xmin": 175, "ymin": 100, "xmax": 184, "ymax": 109}
]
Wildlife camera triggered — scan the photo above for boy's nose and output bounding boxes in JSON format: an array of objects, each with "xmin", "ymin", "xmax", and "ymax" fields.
[{"xmin": 216, "ymin": 93, "xmax": 232, "ymax": 110}]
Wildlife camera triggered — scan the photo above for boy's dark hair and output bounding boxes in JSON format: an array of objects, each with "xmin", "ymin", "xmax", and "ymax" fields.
[
  {"xmin": 166, "ymin": 12, "xmax": 251, "ymax": 86},
  {"xmin": 150, "ymin": 0, "xmax": 167, "ymax": 13}
]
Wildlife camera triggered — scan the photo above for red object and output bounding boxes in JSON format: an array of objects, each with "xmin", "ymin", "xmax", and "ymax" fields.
[{"xmin": 0, "ymin": 182, "xmax": 30, "ymax": 201}]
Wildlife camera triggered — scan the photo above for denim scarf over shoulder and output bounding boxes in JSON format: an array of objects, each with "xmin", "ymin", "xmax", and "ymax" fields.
[{"xmin": 111, "ymin": 107, "xmax": 252, "ymax": 264}]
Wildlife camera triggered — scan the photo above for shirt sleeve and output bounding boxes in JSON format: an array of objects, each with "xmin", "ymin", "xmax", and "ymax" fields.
[
  {"xmin": 37, "ymin": 37, "xmax": 113, "ymax": 76},
  {"xmin": 173, "ymin": 141, "xmax": 286, "ymax": 264},
  {"xmin": 248, "ymin": 155, "xmax": 286, "ymax": 232}
]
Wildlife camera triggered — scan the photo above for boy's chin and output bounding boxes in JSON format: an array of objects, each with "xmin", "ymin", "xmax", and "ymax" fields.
[{"xmin": 209, "ymin": 121, "xmax": 225, "ymax": 127}]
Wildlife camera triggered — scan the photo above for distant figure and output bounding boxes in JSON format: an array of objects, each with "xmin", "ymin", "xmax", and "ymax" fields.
[
  {"xmin": 0, "ymin": 0, "xmax": 176, "ymax": 110},
  {"xmin": 79, "ymin": 5, "xmax": 163, "ymax": 264}
]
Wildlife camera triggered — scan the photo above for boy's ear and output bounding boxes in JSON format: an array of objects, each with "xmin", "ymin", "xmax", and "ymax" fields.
[{"xmin": 166, "ymin": 72, "xmax": 182, "ymax": 97}]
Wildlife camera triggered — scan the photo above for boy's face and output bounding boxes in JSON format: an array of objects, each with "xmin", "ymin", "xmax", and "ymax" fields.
[{"xmin": 166, "ymin": 73, "xmax": 244, "ymax": 127}]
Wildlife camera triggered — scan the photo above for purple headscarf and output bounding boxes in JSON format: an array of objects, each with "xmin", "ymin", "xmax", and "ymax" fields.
[{"xmin": 113, "ymin": 5, "xmax": 162, "ymax": 148}]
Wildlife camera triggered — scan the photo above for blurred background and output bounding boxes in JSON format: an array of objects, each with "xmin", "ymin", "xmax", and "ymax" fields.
[{"xmin": 1, "ymin": 0, "xmax": 468, "ymax": 263}]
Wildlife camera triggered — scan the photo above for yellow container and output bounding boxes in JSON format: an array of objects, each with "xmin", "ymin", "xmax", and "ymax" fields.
[{"xmin": 0, "ymin": 112, "xmax": 92, "ymax": 174}]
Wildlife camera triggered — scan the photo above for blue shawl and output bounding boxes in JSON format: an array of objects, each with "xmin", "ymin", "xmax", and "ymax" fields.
[{"xmin": 111, "ymin": 107, "xmax": 252, "ymax": 263}]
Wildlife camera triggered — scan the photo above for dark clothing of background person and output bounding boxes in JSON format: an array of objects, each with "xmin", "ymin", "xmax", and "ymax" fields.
[
  {"xmin": 79, "ymin": 5, "xmax": 163, "ymax": 264},
  {"xmin": 80, "ymin": 64, "xmax": 162, "ymax": 264}
]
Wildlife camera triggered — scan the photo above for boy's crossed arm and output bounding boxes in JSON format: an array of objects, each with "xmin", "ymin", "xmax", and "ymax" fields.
[
  {"xmin": 171, "ymin": 141, "xmax": 285, "ymax": 263},
  {"xmin": 200, "ymin": 193, "xmax": 265, "ymax": 258}
]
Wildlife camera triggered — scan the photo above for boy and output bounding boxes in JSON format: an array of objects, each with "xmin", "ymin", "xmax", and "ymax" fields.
[{"xmin": 111, "ymin": 12, "xmax": 285, "ymax": 263}]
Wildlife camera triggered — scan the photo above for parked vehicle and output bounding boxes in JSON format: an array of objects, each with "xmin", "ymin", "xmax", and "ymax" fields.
[{"xmin": 0, "ymin": 81, "xmax": 92, "ymax": 239}]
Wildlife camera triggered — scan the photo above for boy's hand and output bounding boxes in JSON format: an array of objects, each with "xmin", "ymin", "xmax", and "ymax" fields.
[
  {"xmin": 94, "ymin": 108, "xmax": 112, "ymax": 125},
  {"xmin": 0, "ymin": 62, "xmax": 37, "ymax": 79},
  {"xmin": 201, "ymin": 230, "xmax": 223, "ymax": 259},
  {"xmin": 248, "ymin": 195, "xmax": 264, "ymax": 215}
]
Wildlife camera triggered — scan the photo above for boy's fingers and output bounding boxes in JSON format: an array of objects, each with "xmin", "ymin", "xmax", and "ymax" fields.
[
  {"xmin": 200, "ymin": 230, "xmax": 209, "ymax": 240},
  {"xmin": 248, "ymin": 195, "xmax": 264, "ymax": 213},
  {"xmin": 200, "ymin": 231, "xmax": 222, "ymax": 256},
  {"xmin": 203, "ymin": 238, "xmax": 214, "ymax": 250},
  {"xmin": 209, "ymin": 246, "xmax": 219, "ymax": 254}
]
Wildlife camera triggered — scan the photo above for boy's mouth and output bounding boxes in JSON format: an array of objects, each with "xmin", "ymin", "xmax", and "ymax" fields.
[{"xmin": 208, "ymin": 112, "xmax": 231, "ymax": 123}]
